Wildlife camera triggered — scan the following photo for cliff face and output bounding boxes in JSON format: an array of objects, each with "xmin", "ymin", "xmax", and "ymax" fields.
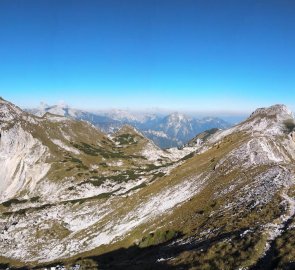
[
  {"xmin": 0, "ymin": 99, "xmax": 50, "ymax": 201},
  {"xmin": 0, "ymin": 124, "xmax": 50, "ymax": 201}
]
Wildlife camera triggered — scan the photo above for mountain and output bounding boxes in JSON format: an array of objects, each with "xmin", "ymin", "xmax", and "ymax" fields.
[
  {"xmin": 185, "ymin": 128, "xmax": 220, "ymax": 147},
  {"xmin": 1, "ymin": 99, "xmax": 295, "ymax": 270},
  {"xmin": 104, "ymin": 109, "xmax": 158, "ymax": 123},
  {"xmin": 144, "ymin": 112, "xmax": 230, "ymax": 148},
  {"xmin": 27, "ymin": 104, "xmax": 123, "ymax": 133},
  {"xmin": 27, "ymin": 104, "xmax": 231, "ymax": 148},
  {"xmin": 1, "ymin": 98, "xmax": 197, "ymax": 204}
]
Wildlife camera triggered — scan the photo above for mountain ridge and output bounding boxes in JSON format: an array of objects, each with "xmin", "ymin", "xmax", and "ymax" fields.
[
  {"xmin": 26, "ymin": 104, "xmax": 232, "ymax": 148},
  {"xmin": 0, "ymin": 99, "xmax": 295, "ymax": 270}
]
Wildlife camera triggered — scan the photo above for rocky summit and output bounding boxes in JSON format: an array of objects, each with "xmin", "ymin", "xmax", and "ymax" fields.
[{"xmin": 0, "ymin": 99, "xmax": 295, "ymax": 270}]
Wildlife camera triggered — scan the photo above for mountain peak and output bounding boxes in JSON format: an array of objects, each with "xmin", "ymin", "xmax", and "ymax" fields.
[
  {"xmin": 250, "ymin": 104, "xmax": 293, "ymax": 119},
  {"xmin": 115, "ymin": 124, "xmax": 143, "ymax": 136},
  {"xmin": 105, "ymin": 109, "xmax": 155, "ymax": 123},
  {"xmin": 0, "ymin": 97, "xmax": 24, "ymax": 122},
  {"xmin": 167, "ymin": 112, "xmax": 190, "ymax": 122},
  {"xmin": 0, "ymin": 97, "xmax": 11, "ymax": 105},
  {"xmin": 227, "ymin": 104, "xmax": 294, "ymax": 137}
]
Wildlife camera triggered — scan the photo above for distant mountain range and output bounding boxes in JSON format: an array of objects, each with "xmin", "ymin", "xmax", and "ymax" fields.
[{"xmin": 27, "ymin": 104, "xmax": 231, "ymax": 148}]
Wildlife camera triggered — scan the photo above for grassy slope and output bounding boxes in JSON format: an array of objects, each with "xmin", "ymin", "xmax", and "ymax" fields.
[
  {"xmin": 1, "ymin": 111, "xmax": 295, "ymax": 269},
  {"xmin": 47, "ymin": 131, "xmax": 294, "ymax": 270}
]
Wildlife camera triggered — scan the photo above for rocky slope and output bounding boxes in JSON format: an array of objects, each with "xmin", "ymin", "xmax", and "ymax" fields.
[
  {"xmin": 1, "ymin": 98, "xmax": 195, "ymax": 204},
  {"xmin": 1, "ymin": 100, "xmax": 295, "ymax": 270}
]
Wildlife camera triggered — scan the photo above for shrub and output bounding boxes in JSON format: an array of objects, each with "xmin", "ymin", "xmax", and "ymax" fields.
[
  {"xmin": 138, "ymin": 229, "xmax": 180, "ymax": 248},
  {"xmin": 283, "ymin": 119, "xmax": 295, "ymax": 133}
]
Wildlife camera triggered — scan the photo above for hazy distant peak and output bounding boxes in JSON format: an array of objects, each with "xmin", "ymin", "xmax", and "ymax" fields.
[
  {"xmin": 39, "ymin": 101, "xmax": 49, "ymax": 109},
  {"xmin": 105, "ymin": 109, "xmax": 157, "ymax": 123},
  {"xmin": 166, "ymin": 112, "xmax": 191, "ymax": 122}
]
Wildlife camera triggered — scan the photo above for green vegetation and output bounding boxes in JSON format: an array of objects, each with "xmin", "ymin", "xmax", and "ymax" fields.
[
  {"xmin": 271, "ymin": 220, "xmax": 295, "ymax": 269},
  {"xmin": 171, "ymin": 232, "xmax": 269, "ymax": 270},
  {"xmin": 180, "ymin": 152, "xmax": 194, "ymax": 161},
  {"xmin": 127, "ymin": 183, "xmax": 147, "ymax": 192},
  {"xmin": 67, "ymin": 192, "xmax": 113, "ymax": 205},
  {"xmin": 84, "ymin": 170, "xmax": 142, "ymax": 187},
  {"xmin": 150, "ymin": 172, "xmax": 165, "ymax": 181},
  {"xmin": 67, "ymin": 156, "xmax": 83, "ymax": 164},
  {"xmin": 1, "ymin": 198, "xmax": 28, "ymax": 207},
  {"xmin": 1, "ymin": 196, "xmax": 40, "ymax": 207},
  {"xmin": 138, "ymin": 229, "xmax": 180, "ymax": 248},
  {"xmin": 283, "ymin": 119, "xmax": 295, "ymax": 133},
  {"xmin": 115, "ymin": 134, "xmax": 137, "ymax": 145},
  {"xmin": 71, "ymin": 142, "xmax": 125, "ymax": 158}
]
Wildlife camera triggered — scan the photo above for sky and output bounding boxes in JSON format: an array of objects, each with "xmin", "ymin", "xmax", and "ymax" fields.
[{"xmin": 0, "ymin": 0, "xmax": 295, "ymax": 114}]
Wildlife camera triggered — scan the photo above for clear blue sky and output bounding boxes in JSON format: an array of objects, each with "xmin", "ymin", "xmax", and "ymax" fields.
[{"xmin": 0, "ymin": 0, "xmax": 294, "ymax": 113}]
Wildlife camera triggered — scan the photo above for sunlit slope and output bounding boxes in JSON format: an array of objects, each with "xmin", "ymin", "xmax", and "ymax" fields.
[
  {"xmin": 58, "ymin": 105, "xmax": 295, "ymax": 270},
  {"xmin": 0, "ymin": 100, "xmax": 294, "ymax": 270}
]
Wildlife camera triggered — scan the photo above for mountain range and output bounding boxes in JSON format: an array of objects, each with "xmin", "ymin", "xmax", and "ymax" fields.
[
  {"xmin": 0, "ymin": 97, "xmax": 295, "ymax": 270},
  {"xmin": 27, "ymin": 104, "xmax": 231, "ymax": 148}
]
